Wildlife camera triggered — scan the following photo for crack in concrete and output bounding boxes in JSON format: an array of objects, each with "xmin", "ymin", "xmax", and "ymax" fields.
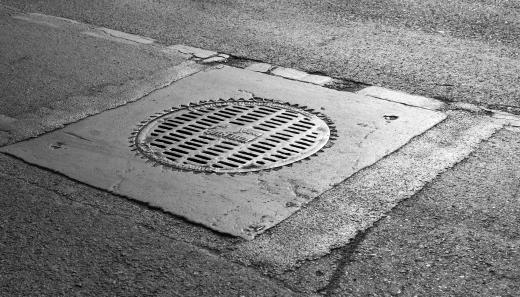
[{"xmin": 64, "ymin": 131, "xmax": 92, "ymax": 142}]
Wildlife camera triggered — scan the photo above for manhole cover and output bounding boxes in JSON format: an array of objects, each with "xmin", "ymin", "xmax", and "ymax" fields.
[{"xmin": 131, "ymin": 98, "xmax": 336, "ymax": 173}]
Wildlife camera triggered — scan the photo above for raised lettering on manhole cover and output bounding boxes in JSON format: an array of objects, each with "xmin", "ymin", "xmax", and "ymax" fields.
[{"xmin": 131, "ymin": 98, "xmax": 337, "ymax": 173}]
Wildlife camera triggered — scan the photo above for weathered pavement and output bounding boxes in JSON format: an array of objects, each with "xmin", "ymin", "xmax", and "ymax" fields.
[
  {"xmin": 2, "ymin": 0, "xmax": 519, "ymax": 111},
  {"xmin": 1, "ymin": 6, "xmax": 520, "ymax": 297}
]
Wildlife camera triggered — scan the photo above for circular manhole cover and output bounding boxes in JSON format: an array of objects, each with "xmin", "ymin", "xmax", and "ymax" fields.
[{"xmin": 131, "ymin": 98, "xmax": 336, "ymax": 173}]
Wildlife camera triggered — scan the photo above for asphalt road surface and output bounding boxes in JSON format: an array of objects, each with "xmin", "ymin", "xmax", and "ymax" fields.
[
  {"xmin": 2, "ymin": 0, "xmax": 519, "ymax": 111},
  {"xmin": 1, "ymin": 2, "xmax": 520, "ymax": 297}
]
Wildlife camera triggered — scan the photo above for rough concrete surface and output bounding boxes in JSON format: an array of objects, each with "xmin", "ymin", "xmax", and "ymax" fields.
[
  {"xmin": 2, "ymin": 0, "xmax": 518, "ymax": 110},
  {"xmin": 0, "ymin": 9, "xmax": 201, "ymax": 145},
  {"xmin": 323, "ymin": 128, "xmax": 520, "ymax": 297},
  {"xmin": 1, "ymin": 66, "xmax": 444, "ymax": 239},
  {"xmin": 227, "ymin": 111, "xmax": 503, "ymax": 272}
]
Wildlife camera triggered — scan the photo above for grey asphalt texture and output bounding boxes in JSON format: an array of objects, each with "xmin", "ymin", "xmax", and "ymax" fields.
[
  {"xmin": 2, "ymin": 0, "xmax": 519, "ymax": 111},
  {"xmin": 0, "ymin": 156, "xmax": 295, "ymax": 297},
  {"xmin": 325, "ymin": 127, "xmax": 520, "ymax": 296},
  {"xmin": 1, "ymin": 2, "xmax": 520, "ymax": 297},
  {"xmin": 0, "ymin": 5, "xmax": 200, "ymax": 145}
]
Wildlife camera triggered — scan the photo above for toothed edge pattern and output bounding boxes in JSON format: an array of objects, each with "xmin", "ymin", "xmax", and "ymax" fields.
[{"xmin": 129, "ymin": 97, "xmax": 338, "ymax": 175}]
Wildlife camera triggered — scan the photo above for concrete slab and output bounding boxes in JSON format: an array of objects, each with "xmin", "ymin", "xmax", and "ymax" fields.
[{"xmin": 1, "ymin": 66, "xmax": 445, "ymax": 239}]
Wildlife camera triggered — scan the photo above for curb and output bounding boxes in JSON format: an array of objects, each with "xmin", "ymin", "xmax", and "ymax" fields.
[{"xmin": 10, "ymin": 10, "xmax": 520, "ymax": 129}]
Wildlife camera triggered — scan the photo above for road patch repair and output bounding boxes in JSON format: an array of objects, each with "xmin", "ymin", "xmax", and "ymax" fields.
[{"xmin": 1, "ymin": 65, "xmax": 445, "ymax": 239}]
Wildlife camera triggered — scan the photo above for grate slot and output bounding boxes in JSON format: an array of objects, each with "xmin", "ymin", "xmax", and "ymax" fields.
[
  {"xmin": 287, "ymin": 126, "xmax": 307, "ymax": 133},
  {"xmin": 195, "ymin": 120, "xmax": 213, "ymax": 127},
  {"xmin": 159, "ymin": 122, "xmax": 178, "ymax": 128},
  {"xmin": 269, "ymin": 118, "xmax": 289, "ymax": 124},
  {"xmin": 177, "ymin": 130, "xmax": 194, "ymax": 136},
  {"xmin": 202, "ymin": 150, "xmax": 219, "ymax": 156},
  {"xmin": 263, "ymin": 157, "xmax": 277, "ymax": 162},
  {"xmin": 298, "ymin": 138, "xmax": 315, "ymax": 144},
  {"xmin": 200, "ymin": 135, "xmax": 217, "ymax": 141},
  {"xmin": 218, "ymin": 161, "xmax": 239, "ymax": 167},
  {"xmin": 183, "ymin": 126, "xmax": 201, "ymax": 133},
  {"xmin": 202, "ymin": 118, "xmax": 220, "ymax": 124},
  {"xmin": 227, "ymin": 157, "xmax": 246, "ymax": 164},
  {"xmin": 155, "ymin": 139, "xmax": 175, "ymax": 145},
  {"xmin": 207, "ymin": 115, "xmax": 226, "ymax": 121},
  {"xmin": 188, "ymin": 124, "xmax": 207, "ymax": 130},
  {"xmin": 280, "ymin": 147, "xmax": 299, "ymax": 154},
  {"xmin": 258, "ymin": 106, "xmax": 278, "ymax": 113},
  {"xmin": 154, "ymin": 128, "xmax": 167, "ymax": 133},
  {"xmin": 150, "ymin": 142, "xmax": 166, "ymax": 149},
  {"xmin": 263, "ymin": 138, "xmax": 281, "ymax": 145},
  {"xmin": 289, "ymin": 143, "xmax": 307, "ymax": 150},
  {"xmin": 271, "ymin": 135, "xmax": 291, "ymax": 141},
  {"xmin": 214, "ymin": 144, "xmax": 234, "ymax": 150},
  {"xmin": 253, "ymin": 126, "xmax": 270, "ymax": 132},
  {"xmin": 294, "ymin": 140, "xmax": 312, "ymax": 147},
  {"xmin": 237, "ymin": 151, "xmax": 259, "ymax": 158},
  {"xmin": 187, "ymin": 157, "xmax": 208, "ymax": 164},
  {"xmin": 169, "ymin": 133, "xmax": 187, "ymax": 139},
  {"xmin": 178, "ymin": 144, "xmax": 199, "ymax": 150},
  {"xmin": 163, "ymin": 151, "xmax": 182, "ymax": 158},
  {"xmin": 274, "ymin": 115, "xmax": 294, "ymax": 121},
  {"xmin": 170, "ymin": 147, "xmax": 189, "ymax": 155},
  {"xmin": 294, "ymin": 123, "xmax": 314, "ymax": 129},
  {"xmin": 258, "ymin": 141, "xmax": 276, "ymax": 147},
  {"xmin": 166, "ymin": 119, "xmax": 185, "ymax": 125},
  {"xmin": 259, "ymin": 123, "xmax": 277, "ymax": 129},
  {"xmin": 248, "ymin": 147, "xmax": 266, "ymax": 154},
  {"xmin": 190, "ymin": 138, "xmax": 209, "ymax": 145},
  {"xmin": 251, "ymin": 143, "xmax": 272, "ymax": 151},
  {"xmin": 233, "ymin": 153, "xmax": 253, "ymax": 161},
  {"xmin": 276, "ymin": 150, "xmax": 291, "ymax": 156}
]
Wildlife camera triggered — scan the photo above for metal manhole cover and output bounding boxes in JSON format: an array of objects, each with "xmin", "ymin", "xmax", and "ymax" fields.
[{"xmin": 131, "ymin": 97, "xmax": 336, "ymax": 173}]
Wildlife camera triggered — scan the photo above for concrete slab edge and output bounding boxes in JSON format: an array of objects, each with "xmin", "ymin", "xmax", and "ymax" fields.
[{"xmin": 8, "ymin": 10, "xmax": 520, "ymax": 128}]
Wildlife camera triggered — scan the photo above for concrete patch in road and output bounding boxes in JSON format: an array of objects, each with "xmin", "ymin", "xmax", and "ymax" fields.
[{"xmin": 1, "ymin": 66, "xmax": 445, "ymax": 239}]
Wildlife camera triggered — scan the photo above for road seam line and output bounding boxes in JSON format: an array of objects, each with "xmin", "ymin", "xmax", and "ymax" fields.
[{"xmin": 9, "ymin": 10, "xmax": 520, "ymax": 127}]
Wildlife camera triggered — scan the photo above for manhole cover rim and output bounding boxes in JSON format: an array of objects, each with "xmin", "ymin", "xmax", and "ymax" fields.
[{"xmin": 130, "ymin": 97, "xmax": 337, "ymax": 173}]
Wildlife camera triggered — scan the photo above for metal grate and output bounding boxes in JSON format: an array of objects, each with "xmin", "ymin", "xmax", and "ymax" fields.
[{"xmin": 131, "ymin": 98, "xmax": 336, "ymax": 173}]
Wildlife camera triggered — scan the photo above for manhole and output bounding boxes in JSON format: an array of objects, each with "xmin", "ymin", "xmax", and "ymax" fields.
[{"xmin": 131, "ymin": 98, "xmax": 336, "ymax": 173}]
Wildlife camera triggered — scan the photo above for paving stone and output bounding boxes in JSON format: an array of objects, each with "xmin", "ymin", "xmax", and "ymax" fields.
[
  {"xmin": 271, "ymin": 67, "xmax": 308, "ymax": 80},
  {"xmin": 202, "ymin": 56, "xmax": 227, "ymax": 63},
  {"xmin": 299, "ymin": 74, "xmax": 333, "ymax": 86},
  {"xmin": 357, "ymin": 86, "xmax": 445, "ymax": 110},
  {"xmin": 245, "ymin": 62, "xmax": 273, "ymax": 73},
  {"xmin": 170, "ymin": 44, "xmax": 217, "ymax": 58}
]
